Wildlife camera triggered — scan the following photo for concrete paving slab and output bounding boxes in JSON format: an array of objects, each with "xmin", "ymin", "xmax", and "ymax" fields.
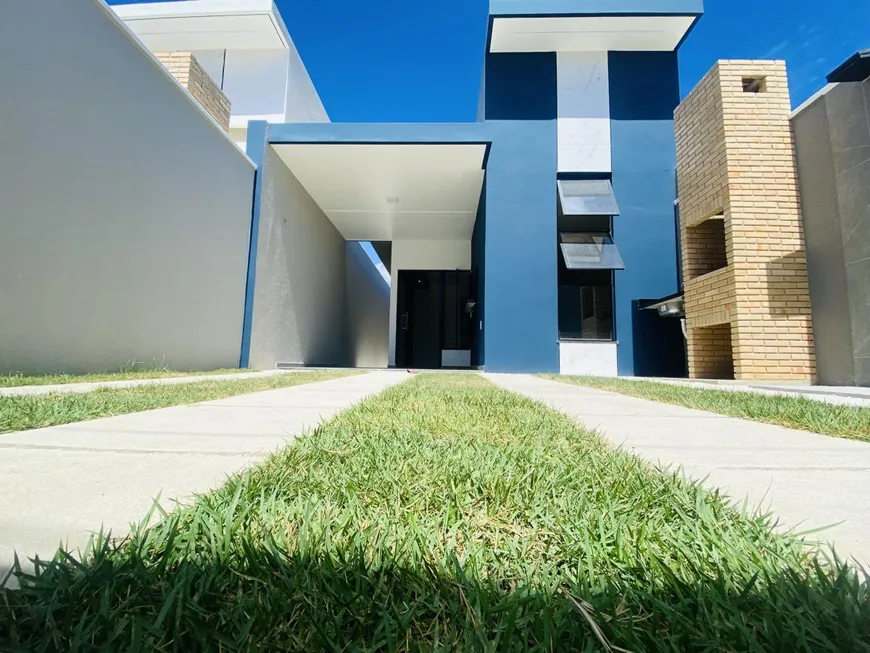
[
  {"xmin": 0, "ymin": 369, "xmax": 302, "ymax": 397},
  {"xmin": 487, "ymin": 374, "xmax": 870, "ymax": 566},
  {"xmin": 0, "ymin": 371, "xmax": 408, "ymax": 576},
  {"xmin": 628, "ymin": 377, "xmax": 870, "ymax": 408}
]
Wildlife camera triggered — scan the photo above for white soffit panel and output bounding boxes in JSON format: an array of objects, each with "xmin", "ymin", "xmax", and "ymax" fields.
[
  {"xmin": 272, "ymin": 144, "xmax": 486, "ymax": 242},
  {"xmin": 491, "ymin": 15, "xmax": 697, "ymax": 52},
  {"xmin": 114, "ymin": 0, "xmax": 287, "ymax": 51}
]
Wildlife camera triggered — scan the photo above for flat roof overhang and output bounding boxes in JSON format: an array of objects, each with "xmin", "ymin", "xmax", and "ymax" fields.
[
  {"xmin": 113, "ymin": 0, "xmax": 290, "ymax": 51},
  {"xmin": 488, "ymin": 0, "xmax": 703, "ymax": 53},
  {"xmin": 266, "ymin": 123, "xmax": 492, "ymax": 242}
]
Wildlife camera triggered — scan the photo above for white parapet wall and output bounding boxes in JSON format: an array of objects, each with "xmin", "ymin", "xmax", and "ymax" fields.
[
  {"xmin": 0, "ymin": 0, "xmax": 255, "ymax": 375},
  {"xmin": 559, "ymin": 341, "xmax": 618, "ymax": 377}
]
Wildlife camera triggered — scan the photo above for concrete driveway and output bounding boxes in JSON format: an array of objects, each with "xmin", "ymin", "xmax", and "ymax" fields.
[
  {"xmin": 488, "ymin": 374, "xmax": 870, "ymax": 567},
  {"xmin": 0, "ymin": 371, "xmax": 407, "ymax": 577}
]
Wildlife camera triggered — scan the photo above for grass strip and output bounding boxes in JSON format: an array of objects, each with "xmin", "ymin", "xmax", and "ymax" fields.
[
  {"xmin": 0, "ymin": 367, "xmax": 253, "ymax": 388},
  {"xmin": 0, "ymin": 371, "xmax": 353, "ymax": 433},
  {"xmin": 544, "ymin": 375, "xmax": 870, "ymax": 443},
  {"xmin": 2, "ymin": 374, "xmax": 867, "ymax": 651}
]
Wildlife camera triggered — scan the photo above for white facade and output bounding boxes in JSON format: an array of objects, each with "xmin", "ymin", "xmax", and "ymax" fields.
[
  {"xmin": 114, "ymin": 0, "xmax": 329, "ymax": 148},
  {"xmin": 556, "ymin": 51, "xmax": 611, "ymax": 173},
  {"xmin": 559, "ymin": 342, "xmax": 618, "ymax": 377}
]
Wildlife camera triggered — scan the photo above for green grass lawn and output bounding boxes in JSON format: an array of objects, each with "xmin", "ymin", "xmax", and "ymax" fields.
[
  {"xmin": 0, "ymin": 371, "xmax": 353, "ymax": 433},
  {"xmin": 2, "ymin": 375, "xmax": 866, "ymax": 651},
  {"xmin": 0, "ymin": 367, "xmax": 253, "ymax": 388},
  {"xmin": 544, "ymin": 375, "xmax": 870, "ymax": 443}
]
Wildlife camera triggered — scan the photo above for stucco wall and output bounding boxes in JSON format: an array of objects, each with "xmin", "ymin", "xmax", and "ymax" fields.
[
  {"xmin": 248, "ymin": 146, "xmax": 351, "ymax": 368},
  {"xmin": 483, "ymin": 121, "xmax": 560, "ymax": 373},
  {"xmin": 793, "ymin": 80, "xmax": 870, "ymax": 386},
  {"xmin": 0, "ymin": 0, "xmax": 255, "ymax": 375},
  {"xmin": 609, "ymin": 51, "xmax": 683, "ymax": 376},
  {"xmin": 346, "ymin": 243, "xmax": 390, "ymax": 368}
]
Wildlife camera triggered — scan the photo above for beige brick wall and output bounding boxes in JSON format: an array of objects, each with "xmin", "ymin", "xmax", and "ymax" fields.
[
  {"xmin": 155, "ymin": 52, "xmax": 231, "ymax": 131},
  {"xmin": 675, "ymin": 61, "xmax": 815, "ymax": 381},
  {"xmin": 688, "ymin": 324, "xmax": 734, "ymax": 379},
  {"xmin": 683, "ymin": 217, "xmax": 728, "ymax": 279}
]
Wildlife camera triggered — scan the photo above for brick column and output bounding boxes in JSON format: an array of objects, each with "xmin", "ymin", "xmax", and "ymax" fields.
[
  {"xmin": 155, "ymin": 52, "xmax": 231, "ymax": 131},
  {"xmin": 675, "ymin": 61, "xmax": 815, "ymax": 381}
]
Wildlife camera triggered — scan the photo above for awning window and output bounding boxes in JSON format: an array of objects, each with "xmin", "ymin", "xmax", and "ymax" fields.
[
  {"xmin": 558, "ymin": 179, "xmax": 620, "ymax": 216},
  {"xmin": 560, "ymin": 233, "xmax": 625, "ymax": 270}
]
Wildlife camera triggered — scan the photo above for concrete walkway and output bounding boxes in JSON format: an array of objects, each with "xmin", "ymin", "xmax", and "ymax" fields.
[
  {"xmin": 487, "ymin": 374, "xmax": 870, "ymax": 566},
  {"xmin": 0, "ymin": 369, "xmax": 300, "ymax": 397},
  {"xmin": 0, "ymin": 371, "xmax": 407, "ymax": 576},
  {"xmin": 638, "ymin": 377, "xmax": 870, "ymax": 409}
]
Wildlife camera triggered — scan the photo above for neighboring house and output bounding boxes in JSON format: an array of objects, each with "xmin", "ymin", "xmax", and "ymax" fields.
[
  {"xmin": 113, "ymin": 0, "xmax": 328, "ymax": 148},
  {"xmin": 792, "ymin": 51, "xmax": 870, "ymax": 387}
]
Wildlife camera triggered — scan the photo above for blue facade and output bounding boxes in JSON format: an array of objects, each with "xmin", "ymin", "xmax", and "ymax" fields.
[
  {"xmin": 609, "ymin": 52, "xmax": 683, "ymax": 376},
  {"xmin": 244, "ymin": 0, "xmax": 703, "ymax": 375},
  {"xmin": 483, "ymin": 53, "xmax": 556, "ymax": 121},
  {"xmin": 240, "ymin": 119, "xmax": 269, "ymax": 369},
  {"xmin": 483, "ymin": 120, "xmax": 559, "ymax": 372}
]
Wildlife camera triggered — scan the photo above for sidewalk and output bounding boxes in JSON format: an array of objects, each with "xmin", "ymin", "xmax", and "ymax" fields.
[
  {"xmin": 0, "ymin": 371, "xmax": 407, "ymax": 576},
  {"xmin": 487, "ymin": 374, "xmax": 870, "ymax": 566},
  {"xmin": 0, "ymin": 369, "xmax": 300, "ymax": 397},
  {"xmin": 640, "ymin": 377, "xmax": 870, "ymax": 409}
]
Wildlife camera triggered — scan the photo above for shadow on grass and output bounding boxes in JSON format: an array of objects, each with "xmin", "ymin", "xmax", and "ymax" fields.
[{"xmin": 2, "ymin": 534, "xmax": 868, "ymax": 652}]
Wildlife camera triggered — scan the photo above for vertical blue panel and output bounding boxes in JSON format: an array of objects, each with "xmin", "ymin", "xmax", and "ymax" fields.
[
  {"xmin": 471, "ymin": 182, "xmax": 487, "ymax": 367},
  {"xmin": 484, "ymin": 53, "xmax": 557, "ymax": 120},
  {"xmin": 239, "ymin": 120, "xmax": 269, "ymax": 368},
  {"xmin": 609, "ymin": 52, "xmax": 682, "ymax": 376},
  {"xmin": 483, "ymin": 120, "xmax": 559, "ymax": 372}
]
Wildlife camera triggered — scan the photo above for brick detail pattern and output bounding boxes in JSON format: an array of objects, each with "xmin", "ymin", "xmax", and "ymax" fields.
[
  {"xmin": 688, "ymin": 324, "xmax": 735, "ymax": 379},
  {"xmin": 683, "ymin": 217, "xmax": 727, "ymax": 279},
  {"xmin": 155, "ymin": 52, "xmax": 231, "ymax": 131},
  {"xmin": 675, "ymin": 61, "xmax": 815, "ymax": 381}
]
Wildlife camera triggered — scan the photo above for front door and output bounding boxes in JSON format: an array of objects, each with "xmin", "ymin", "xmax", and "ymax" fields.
[
  {"xmin": 395, "ymin": 270, "xmax": 473, "ymax": 369},
  {"xmin": 396, "ymin": 270, "xmax": 442, "ymax": 369}
]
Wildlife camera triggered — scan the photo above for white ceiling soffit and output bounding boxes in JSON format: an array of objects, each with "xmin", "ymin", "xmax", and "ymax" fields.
[
  {"xmin": 490, "ymin": 15, "xmax": 697, "ymax": 52},
  {"xmin": 273, "ymin": 144, "xmax": 487, "ymax": 242},
  {"xmin": 114, "ymin": 0, "xmax": 288, "ymax": 51}
]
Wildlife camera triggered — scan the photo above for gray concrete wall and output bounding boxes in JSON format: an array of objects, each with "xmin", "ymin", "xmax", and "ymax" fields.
[
  {"xmin": 0, "ymin": 0, "xmax": 255, "ymax": 375},
  {"xmin": 248, "ymin": 147, "xmax": 351, "ymax": 368},
  {"xmin": 346, "ymin": 243, "xmax": 390, "ymax": 367},
  {"xmin": 793, "ymin": 81, "xmax": 870, "ymax": 386}
]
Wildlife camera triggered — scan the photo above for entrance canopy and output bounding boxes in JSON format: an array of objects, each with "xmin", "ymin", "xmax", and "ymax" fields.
[{"xmin": 268, "ymin": 124, "xmax": 490, "ymax": 242}]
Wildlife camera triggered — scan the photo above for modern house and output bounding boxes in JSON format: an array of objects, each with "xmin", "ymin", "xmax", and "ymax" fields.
[
  {"xmin": 238, "ymin": 0, "xmax": 703, "ymax": 375},
  {"xmin": 1, "ymin": 0, "xmax": 704, "ymax": 376}
]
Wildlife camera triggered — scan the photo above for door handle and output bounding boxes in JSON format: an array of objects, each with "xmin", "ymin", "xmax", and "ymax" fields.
[{"xmin": 401, "ymin": 313, "xmax": 409, "ymax": 331}]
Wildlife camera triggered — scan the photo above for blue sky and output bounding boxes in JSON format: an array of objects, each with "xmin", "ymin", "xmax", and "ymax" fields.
[{"xmin": 275, "ymin": 0, "xmax": 868, "ymax": 121}]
